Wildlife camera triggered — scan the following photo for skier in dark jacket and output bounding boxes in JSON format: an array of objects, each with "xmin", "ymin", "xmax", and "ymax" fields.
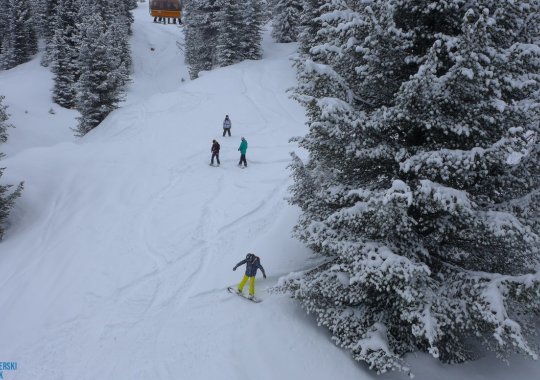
[
  {"xmin": 233, "ymin": 253, "xmax": 266, "ymax": 298},
  {"xmin": 210, "ymin": 139, "xmax": 220, "ymax": 166}
]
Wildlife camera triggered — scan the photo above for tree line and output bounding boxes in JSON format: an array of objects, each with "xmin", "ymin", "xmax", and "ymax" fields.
[
  {"xmin": 0, "ymin": 0, "xmax": 136, "ymax": 136},
  {"xmin": 184, "ymin": 0, "xmax": 266, "ymax": 79},
  {"xmin": 0, "ymin": 0, "xmax": 136, "ymax": 238}
]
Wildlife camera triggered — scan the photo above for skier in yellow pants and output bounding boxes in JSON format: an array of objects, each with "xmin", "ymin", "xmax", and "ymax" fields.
[{"xmin": 233, "ymin": 253, "xmax": 266, "ymax": 299}]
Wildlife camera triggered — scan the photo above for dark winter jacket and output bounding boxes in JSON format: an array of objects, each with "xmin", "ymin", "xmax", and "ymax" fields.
[
  {"xmin": 234, "ymin": 256, "xmax": 266, "ymax": 277},
  {"xmin": 223, "ymin": 117, "xmax": 231, "ymax": 129},
  {"xmin": 211, "ymin": 141, "xmax": 220, "ymax": 153}
]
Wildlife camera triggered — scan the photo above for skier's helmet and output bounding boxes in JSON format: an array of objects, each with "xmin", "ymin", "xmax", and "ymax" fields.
[{"xmin": 246, "ymin": 253, "xmax": 254, "ymax": 261}]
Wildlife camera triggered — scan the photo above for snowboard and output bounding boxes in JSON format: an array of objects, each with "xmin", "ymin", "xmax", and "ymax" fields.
[{"xmin": 227, "ymin": 287, "xmax": 261, "ymax": 303}]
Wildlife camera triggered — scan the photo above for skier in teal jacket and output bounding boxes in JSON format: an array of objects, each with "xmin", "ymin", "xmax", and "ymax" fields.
[{"xmin": 238, "ymin": 137, "xmax": 248, "ymax": 167}]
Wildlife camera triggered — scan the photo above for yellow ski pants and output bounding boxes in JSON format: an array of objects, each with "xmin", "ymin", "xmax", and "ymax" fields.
[{"xmin": 238, "ymin": 275, "xmax": 256, "ymax": 296}]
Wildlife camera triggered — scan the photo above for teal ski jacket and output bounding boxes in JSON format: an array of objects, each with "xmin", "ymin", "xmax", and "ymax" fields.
[{"xmin": 238, "ymin": 139, "xmax": 248, "ymax": 155}]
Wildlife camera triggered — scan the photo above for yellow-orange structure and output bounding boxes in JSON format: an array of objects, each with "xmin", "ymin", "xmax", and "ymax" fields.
[{"xmin": 149, "ymin": 0, "xmax": 182, "ymax": 19}]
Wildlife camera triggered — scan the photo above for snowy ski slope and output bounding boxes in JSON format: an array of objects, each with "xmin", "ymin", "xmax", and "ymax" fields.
[{"xmin": 0, "ymin": 4, "xmax": 538, "ymax": 379}]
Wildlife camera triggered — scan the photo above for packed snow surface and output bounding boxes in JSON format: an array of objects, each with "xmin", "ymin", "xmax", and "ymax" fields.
[{"xmin": 0, "ymin": 4, "xmax": 539, "ymax": 379}]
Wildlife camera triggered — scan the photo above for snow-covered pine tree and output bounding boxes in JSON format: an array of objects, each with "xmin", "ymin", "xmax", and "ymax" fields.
[
  {"xmin": 0, "ymin": 96, "xmax": 11, "ymax": 145},
  {"xmin": 216, "ymin": 0, "xmax": 244, "ymax": 66},
  {"xmin": 185, "ymin": 0, "xmax": 263, "ymax": 75},
  {"xmin": 75, "ymin": 1, "xmax": 126, "ymax": 136},
  {"xmin": 297, "ymin": 0, "xmax": 325, "ymax": 55},
  {"xmin": 125, "ymin": 0, "xmax": 137, "ymax": 9},
  {"xmin": 240, "ymin": 0, "xmax": 265, "ymax": 61},
  {"xmin": 121, "ymin": 0, "xmax": 137, "ymax": 35},
  {"xmin": 184, "ymin": 0, "xmax": 220, "ymax": 78},
  {"xmin": 258, "ymin": 0, "xmax": 273, "ymax": 22},
  {"xmin": 355, "ymin": 2, "xmax": 417, "ymax": 109},
  {"xmin": 50, "ymin": 0, "xmax": 80, "ymax": 108},
  {"xmin": 0, "ymin": 95, "xmax": 23, "ymax": 240},
  {"xmin": 0, "ymin": 0, "xmax": 38, "ymax": 70},
  {"xmin": 73, "ymin": 0, "xmax": 133, "ymax": 135},
  {"xmin": 23, "ymin": 0, "xmax": 39, "ymax": 60},
  {"xmin": 184, "ymin": 0, "xmax": 207, "ymax": 79},
  {"xmin": 31, "ymin": 0, "xmax": 53, "ymax": 37},
  {"xmin": 0, "ymin": 0, "xmax": 9, "ymax": 56},
  {"xmin": 36, "ymin": 0, "xmax": 60, "ymax": 67},
  {"xmin": 292, "ymin": 0, "xmax": 365, "ymax": 117},
  {"xmin": 280, "ymin": 0, "xmax": 540, "ymax": 374},
  {"xmin": 105, "ymin": 0, "xmax": 133, "ymax": 84},
  {"xmin": 266, "ymin": 0, "xmax": 279, "ymax": 13},
  {"xmin": 271, "ymin": 0, "xmax": 302, "ymax": 43},
  {"xmin": 184, "ymin": 0, "xmax": 220, "ymax": 79}
]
